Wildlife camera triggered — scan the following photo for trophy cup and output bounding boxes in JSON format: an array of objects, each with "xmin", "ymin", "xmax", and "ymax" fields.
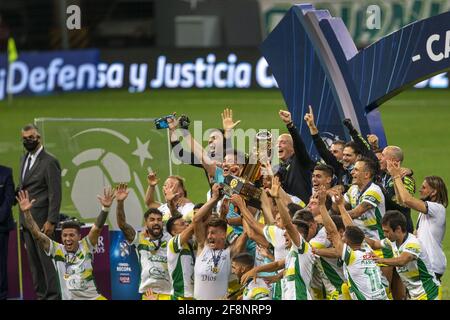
[{"xmin": 223, "ymin": 130, "xmax": 272, "ymax": 208}]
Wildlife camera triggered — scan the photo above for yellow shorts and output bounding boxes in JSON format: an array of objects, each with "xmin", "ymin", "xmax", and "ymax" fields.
[{"xmin": 95, "ymin": 295, "xmax": 107, "ymax": 300}]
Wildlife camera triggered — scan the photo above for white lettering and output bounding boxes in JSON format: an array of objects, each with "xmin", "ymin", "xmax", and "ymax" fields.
[
  {"xmin": 106, "ymin": 63, "xmax": 124, "ymax": 88},
  {"xmin": 29, "ymin": 67, "xmax": 46, "ymax": 92},
  {"xmin": 58, "ymin": 65, "xmax": 76, "ymax": 90},
  {"xmin": 66, "ymin": 5, "xmax": 81, "ymax": 30},
  {"xmin": 7, "ymin": 61, "xmax": 28, "ymax": 94},
  {"xmin": 256, "ymin": 57, "xmax": 277, "ymax": 88},
  {"xmin": 426, "ymin": 34, "xmax": 444, "ymax": 62},
  {"xmin": 150, "ymin": 56, "xmax": 165, "ymax": 88},
  {"xmin": 129, "ymin": 63, "xmax": 148, "ymax": 92}
]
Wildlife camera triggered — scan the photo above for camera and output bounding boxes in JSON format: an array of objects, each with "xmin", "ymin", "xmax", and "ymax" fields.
[{"xmin": 154, "ymin": 114, "xmax": 190, "ymax": 130}]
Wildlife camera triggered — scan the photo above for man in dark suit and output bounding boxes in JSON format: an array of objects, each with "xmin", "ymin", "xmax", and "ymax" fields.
[
  {"xmin": 0, "ymin": 165, "xmax": 15, "ymax": 300},
  {"xmin": 19, "ymin": 124, "xmax": 61, "ymax": 300}
]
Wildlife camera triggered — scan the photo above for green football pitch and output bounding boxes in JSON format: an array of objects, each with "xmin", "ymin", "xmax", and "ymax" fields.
[{"xmin": 1, "ymin": 88, "xmax": 449, "ymax": 298}]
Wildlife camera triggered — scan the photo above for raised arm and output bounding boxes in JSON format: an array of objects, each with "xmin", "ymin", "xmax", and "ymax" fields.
[
  {"xmin": 180, "ymin": 127, "xmax": 217, "ymax": 178},
  {"xmin": 279, "ymin": 109, "xmax": 315, "ymax": 170},
  {"xmin": 318, "ymin": 187, "xmax": 343, "ymax": 255},
  {"xmin": 193, "ymin": 184, "xmax": 222, "ymax": 253},
  {"xmin": 168, "ymin": 115, "xmax": 203, "ymax": 168},
  {"xmin": 342, "ymin": 119, "xmax": 379, "ymax": 165},
  {"xmin": 17, "ymin": 190, "xmax": 50, "ymax": 253},
  {"xmin": 231, "ymin": 194, "xmax": 270, "ymax": 248},
  {"xmin": 115, "ymin": 183, "xmax": 137, "ymax": 243},
  {"xmin": 88, "ymin": 187, "xmax": 115, "ymax": 246},
  {"xmin": 387, "ymin": 160, "xmax": 427, "ymax": 213},
  {"xmin": 222, "ymin": 107, "xmax": 241, "ymax": 142},
  {"xmin": 144, "ymin": 171, "xmax": 161, "ymax": 209},
  {"xmin": 304, "ymin": 105, "xmax": 343, "ymax": 174},
  {"xmin": 240, "ymin": 259, "xmax": 285, "ymax": 285},
  {"xmin": 270, "ymin": 176, "xmax": 301, "ymax": 247}
]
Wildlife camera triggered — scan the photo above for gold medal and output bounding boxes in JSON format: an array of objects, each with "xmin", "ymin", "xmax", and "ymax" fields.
[
  {"xmin": 212, "ymin": 267, "xmax": 219, "ymax": 274},
  {"xmin": 64, "ymin": 273, "xmax": 70, "ymax": 280}
]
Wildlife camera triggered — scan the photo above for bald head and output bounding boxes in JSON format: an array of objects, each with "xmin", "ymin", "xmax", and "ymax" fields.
[
  {"xmin": 380, "ymin": 146, "xmax": 404, "ymax": 171},
  {"xmin": 277, "ymin": 134, "xmax": 294, "ymax": 161}
]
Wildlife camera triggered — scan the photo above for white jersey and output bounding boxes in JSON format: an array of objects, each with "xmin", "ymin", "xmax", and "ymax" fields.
[
  {"xmin": 263, "ymin": 225, "xmax": 288, "ymax": 261},
  {"xmin": 416, "ymin": 201, "xmax": 447, "ymax": 275},
  {"xmin": 341, "ymin": 243, "xmax": 388, "ymax": 300},
  {"xmin": 130, "ymin": 231, "xmax": 172, "ymax": 294},
  {"xmin": 381, "ymin": 234, "xmax": 440, "ymax": 300},
  {"xmin": 158, "ymin": 202, "xmax": 195, "ymax": 223},
  {"xmin": 243, "ymin": 278, "xmax": 271, "ymax": 300},
  {"xmin": 194, "ymin": 246, "xmax": 231, "ymax": 300},
  {"xmin": 345, "ymin": 183, "xmax": 386, "ymax": 240},
  {"xmin": 167, "ymin": 235, "xmax": 195, "ymax": 298},
  {"xmin": 310, "ymin": 227, "xmax": 345, "ymax": 299},
  {"xmin": 281, "ymin": 236, "xmax": 315, "ymax": 300},
  {"xmin": 46, "ymin": 237, "xmax": 102, "ymax": 300}
]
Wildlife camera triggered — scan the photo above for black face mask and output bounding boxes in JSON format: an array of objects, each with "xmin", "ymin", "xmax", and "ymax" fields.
[{"xmin": 23, "ymin": 139, "xmax": 39, "ymax": 152}]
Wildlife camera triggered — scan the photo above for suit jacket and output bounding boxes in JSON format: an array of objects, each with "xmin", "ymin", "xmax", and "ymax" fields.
[
  {"xmin": 0, "ymin": 165, "xmax": 15, "ymax": 232},
  {"xmin": 18, "ymin": 148, "xmax": 62, "ymax": 228}
]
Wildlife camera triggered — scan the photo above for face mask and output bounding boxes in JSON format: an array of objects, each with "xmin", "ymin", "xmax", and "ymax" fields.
[{"xmin": 23, "ymin": 139, "xmax": 39, "ymax": 152}]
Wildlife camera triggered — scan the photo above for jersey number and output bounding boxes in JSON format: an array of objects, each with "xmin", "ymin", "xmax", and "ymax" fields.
[{"xmin": 363, "ymin": 268, "xmax": 384, "ymax": 292}]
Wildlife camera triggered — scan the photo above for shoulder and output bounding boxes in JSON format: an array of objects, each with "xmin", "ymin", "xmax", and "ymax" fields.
[
  {"xmin": 425, "ymin": 201, "xmax": 446, "ymax": 216},
  {"xmin": 0, "ymin": 165, "xmax": 12, "ymax": 176}
]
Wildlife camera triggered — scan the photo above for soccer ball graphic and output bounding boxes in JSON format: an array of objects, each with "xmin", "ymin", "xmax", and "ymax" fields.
[{"xmin": 70, "ymin": 148, "xmax": 146, "ymax": 230}]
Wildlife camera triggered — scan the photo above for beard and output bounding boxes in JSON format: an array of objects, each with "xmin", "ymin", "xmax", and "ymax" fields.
[{"xmin": 148, "ymin": 226, "xmax": 162, "ymax": 237}]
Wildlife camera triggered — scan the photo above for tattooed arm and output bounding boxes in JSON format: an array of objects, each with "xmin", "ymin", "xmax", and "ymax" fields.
[
  {"xmin": 17, "ymin": 190, "xmax": 51, "ymax": 253},
  {"xmin": 115, "ymin": 183, "xmax": 137, "ymax": 243}
]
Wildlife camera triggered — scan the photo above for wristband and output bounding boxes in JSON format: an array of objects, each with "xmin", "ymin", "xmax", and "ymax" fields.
[{"xmin": 101, "ymin": 206, "xmax": 110, "ymax": 212}]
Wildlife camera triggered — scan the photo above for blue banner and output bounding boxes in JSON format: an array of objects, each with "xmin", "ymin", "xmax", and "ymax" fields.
[{"xmin": 109, "ymin": 231, "xmax": 141, "ymax": 300}]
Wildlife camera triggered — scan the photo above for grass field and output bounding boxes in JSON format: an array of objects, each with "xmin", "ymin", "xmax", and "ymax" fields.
[{"xmin": 1, "ymin": 88, "xmax": 449, "ymax": 298}]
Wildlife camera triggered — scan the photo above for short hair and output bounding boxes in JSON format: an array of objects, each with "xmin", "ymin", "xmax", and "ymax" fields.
[
  {"xmin": 357, "ymin": 156, "xmax": 378, "ymax": 178},
  {"xmin": 167, "ymin": 175, "xmax": 188, "ymax": 197},
  {"xmin": 61, "ymin": 220, "xmax": 81, "ymax": 233},
  {"xmin": 206, "ymin": 216, "xmax": 228, "ymax": 232},
  {"xmin": 232, "ymin": 252, "xmax": 254, "ymax": 267},
  {"xmin": 344, "ymin": 141, "xmax": 361, "ymax": 155},
  {"xmin": 424, "ymin": 176, "xmax": 448, "ymax": 208},
  {"xmin": 22, "ymin": 124, "xmax": 40, "ymax": 137},
  {"xmin": 384, "ymin": 146, "xmax": 404, "ymax": 162},
  {"xmin": 382, "ymin": 210, "xmax": 407, "ymax": 233},
  {"xmin": 344, "ymin": 226, "xmax": 365, "ymax": 245},
  {"xmin": 331, "ymin": 140, "xmax": 345, "ymax": 148},
  {"xmin": 292, "ymin": 220, "xmax": 309, "ymax": 239},
  {"xmin": 287, "ymin": 203, "xmax": 303, "ymax": 218},
  {"xmin": 166, "ymin": 214, "xmax": 183, "ymax": 235},
  {"xmin": 293, "ymin": 209, "xmax": 314, "ymax": 223},
  {"xmin": 144, "ymin": 208, "xmax": 163, "ymax": 220},
  {"xmin": 314, "ymin": 163, "xmax": 334, "ymax": 178},
  {"xmin": 331, "ymin": 215, "xmax": 345, "ymax": 232}
]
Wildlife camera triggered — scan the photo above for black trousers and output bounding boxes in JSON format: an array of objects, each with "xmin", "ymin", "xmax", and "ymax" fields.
[
  {"xmin": 22, "ymin": 228, "xmax": 61, "ymax": 300},
  {"xmin": 0, "ymin": 232, "xmax": 8, "ymax": 300}
]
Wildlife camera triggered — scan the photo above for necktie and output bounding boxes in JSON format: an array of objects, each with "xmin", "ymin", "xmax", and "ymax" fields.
[{"xmin": 23, "ymin": 156, "xmax": 32, "ymax": 180}]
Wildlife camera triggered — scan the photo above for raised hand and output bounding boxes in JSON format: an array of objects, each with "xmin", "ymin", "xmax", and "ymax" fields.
[
  {"xmin": 317, "ymin": 186, "xmax": 328, "ymax": 206},
  {"xmin": 386, "ymin": 159, "xmax": 401, "ymax": 177},
  {"xmin": 240, "ymin": 268, "xmax": 257, "ymax": 285},
  {"xmin": 222, "ymin": 108, "xmax": 241, "ymax": 131},
  {"xmin": 167, "ymin": 113, "xmax": 179, "ymax": 131},
  {"xmin": 367, "ymin": 134, "xmax": 379, "ymax": 149},
  {"xmin": 329, "ymin": 190, "xmax": 344, "ymax": 206},
  {"xmin": 304, "ymin": 105, "xmax": 316, "ymax": 128},
  {"xmin": 230, "ymin": 194, "xmax": 245, "ymax": 208},
  {"xmin": 278, "ymin": 109, "xmax": 292, "ymax": 125},
  {"xmin": 268, "ymin": 175, "xmax": 281, "ymax": 198},
  {"xmin": 97, "ymin": 186, "xmax": 116, "ymax": 208},
  {"xmin": 115, "ymin": 183, "xmax": 129, "ymax": 202},
  {"xmin": 147, "ymin": 171, "xmax": 159, "ymax": 186},
  {"xmin": 211, "ymin": 183, "xmax": 223, "ymax": 201},
  {"xmin": 16, "ymin": 190, "xmax": 36, "ymax": 212},
  {"xmin": 165, "ymin": 185, "xmax": 180, "ymax": 202}
]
